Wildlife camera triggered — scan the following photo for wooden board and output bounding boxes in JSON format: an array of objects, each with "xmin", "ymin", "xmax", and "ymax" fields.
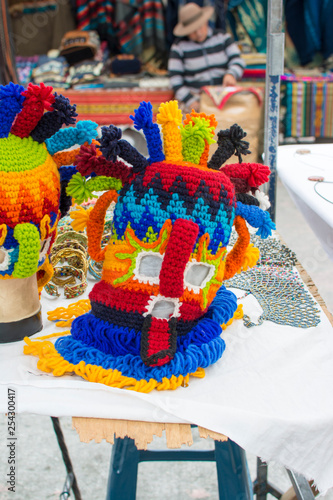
[{"xmin": 72, "ymin": 417, "xmax": 228, "ymax": 450}]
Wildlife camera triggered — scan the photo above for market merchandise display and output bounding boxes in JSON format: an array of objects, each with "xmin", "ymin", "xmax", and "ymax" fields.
[
  {"xmin": 44, "ymin": 206, "xmax": 114, "ymax": 296},
  {"xmin": 0, "ymin": 81, "xmax": 98, "ymax": 340},
  {"xmin": 225, "ymin": 266, "xmax": 321, "ymax": 328},
  {"xmin": 228, "ymin": 232, "xmax": 297, "ymax": 269},
  {"xmin": 24, "ymin": 100, "xmax": 275, "ymax": 391}
]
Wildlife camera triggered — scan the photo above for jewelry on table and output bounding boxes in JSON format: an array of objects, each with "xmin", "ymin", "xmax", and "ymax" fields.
[
  {"xmin": 45, "ymin": 265, "xmax": 87, "ymax": 298},
  {"xmin": 225, "ymin": 265, "xmax": 321, "ymax": 328},
  {"xmin": 228, "ymin": 232, "xmax": 297, "ymax": 269},
  {"xmin": 88, "ymin": 258, "xmax": 103, "ymax": 280},
  {"xmin": 45, "ymin": 246, "xmax": 88, "ymax": 298}
]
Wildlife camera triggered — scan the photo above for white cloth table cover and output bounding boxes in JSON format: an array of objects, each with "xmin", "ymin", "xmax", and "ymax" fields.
[
  {"xmin": 1, "ymin": 270, "xmax": 333, "ymax": 493},
  {"xmin": 277, "ymin": 144, "xmax": 333, "ymax": 260}
]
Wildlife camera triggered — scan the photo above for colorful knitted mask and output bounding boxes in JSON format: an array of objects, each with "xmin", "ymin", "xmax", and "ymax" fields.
[
  {"xmin": 0, "ymin": 82, "xmax": 98, "ymax": 289},
  {"xmin": 25, "ymin": 101, "xmax": 274, "ymax": 392}
]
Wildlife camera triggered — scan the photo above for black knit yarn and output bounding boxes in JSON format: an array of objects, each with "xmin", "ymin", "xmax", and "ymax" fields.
[
  {"xmin": 31, "ymin": 94, "xmax": 77, "ymax": 143},
  {"xmin": 236, "ymin": 192, "xmax": 260, "ymax": 206},
  {"xmin": 98, "ymin": 125, "xmax": 123, "ymax": 161},
  {"xmin": 98, "ymin": 125, "xmax": 148, "ymax": 170},
  {"xmin": 208, "ymin": 124, "xmax": 251, "ymax": 170}
]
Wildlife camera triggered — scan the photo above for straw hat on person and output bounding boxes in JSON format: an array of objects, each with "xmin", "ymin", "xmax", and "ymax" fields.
[{"xmin": 173, "ymin": 3, "xmax": 214, "ymax": 37}]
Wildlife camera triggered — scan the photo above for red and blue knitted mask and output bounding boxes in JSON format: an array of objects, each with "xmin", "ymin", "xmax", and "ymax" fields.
[{"xmin": 25, "ymin": 100, "xmax": 274, "ymax": 392}]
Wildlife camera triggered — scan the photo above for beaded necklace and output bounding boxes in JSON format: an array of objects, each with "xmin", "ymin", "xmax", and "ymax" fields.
[
  {"xmin": 225, "ymin": 265, "xmax": 321, "ymax": 328},
  {"xmin": 228, "ymin": 232, "xmax": 297, "ymax": 268}
]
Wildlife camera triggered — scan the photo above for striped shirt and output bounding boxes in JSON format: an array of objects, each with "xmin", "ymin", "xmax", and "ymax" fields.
[{"xmin": 168, "ymin": 28, "xmax": 245, "ymax": 105}]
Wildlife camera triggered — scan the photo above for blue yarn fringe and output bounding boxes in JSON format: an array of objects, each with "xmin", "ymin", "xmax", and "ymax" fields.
[
  {"xmin": 54, "ymin": 286, "xmax": 237, "ymax": 382},
  {"xmin": 236, "ymin": 201, "xmax": 276, "ymax": 238}
]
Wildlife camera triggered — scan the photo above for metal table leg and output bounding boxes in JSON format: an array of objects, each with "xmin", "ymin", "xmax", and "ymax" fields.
[
  {"xmin": 287, "ymin": 470, "xmax": 316, "ymax": 500},
  {"xmin": 51, "ymin": 417, "xmax": 82, "ymax": 500}
]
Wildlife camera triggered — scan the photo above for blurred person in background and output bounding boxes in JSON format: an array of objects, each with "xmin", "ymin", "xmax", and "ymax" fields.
[{"xmin": 168, "ymin": 2, "xmax": 245, "ymax": 113}]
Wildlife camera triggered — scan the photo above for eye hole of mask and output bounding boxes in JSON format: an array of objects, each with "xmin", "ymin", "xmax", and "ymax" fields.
[
  {"xmin": 185, "ymin": 263, "xmax": 212, "ymax": 287},
  {"xmin": 139, "ymin": 254, "xmax": 163, "ymax": 278},
  {"xmin": 0, "ymin": 248, "xmax": 6, "ymax": 265},
  {"xmin": 151, "ymin": 299, "xmax": 175, "ymax": 319}
]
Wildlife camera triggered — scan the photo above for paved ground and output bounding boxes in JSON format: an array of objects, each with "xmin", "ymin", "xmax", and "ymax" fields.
[{"xmin": 0, "ymin": 178, "xmax": 332, "ymax": 500}]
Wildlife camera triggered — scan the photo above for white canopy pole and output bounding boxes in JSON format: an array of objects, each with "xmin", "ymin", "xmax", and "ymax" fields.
[{"xmin": 263, "ymin": 0, "xmax": 284, "ymax": 222}]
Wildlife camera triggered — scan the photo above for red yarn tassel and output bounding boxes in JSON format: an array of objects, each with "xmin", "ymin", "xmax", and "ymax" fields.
[
  {"xmin": 11, "ymin": 83, "xmax": 55, "ymax": 138},
  {"xmin": 221, "ymin": 163, "xmax": 270, "ymax": 188}
]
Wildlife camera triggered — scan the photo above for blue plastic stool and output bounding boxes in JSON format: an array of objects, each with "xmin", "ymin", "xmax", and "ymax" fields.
[{"xmin": 106, "ymin": 435, "xmax": 253, "ymax": 500}]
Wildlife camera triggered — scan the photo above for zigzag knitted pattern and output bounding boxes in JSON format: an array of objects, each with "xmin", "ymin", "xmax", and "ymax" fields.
[
  {"xmin": 113, "ymin": 161, "xmax": 236, "ymax": 253},
  {"xmin": 24, "ymin": 99, "xmax": 275, "ymax": 391}
]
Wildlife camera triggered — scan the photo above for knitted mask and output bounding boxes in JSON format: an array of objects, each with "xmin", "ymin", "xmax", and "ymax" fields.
[
  {"xmin": 0, "ymin": 82, "xmax": 98, "ymax": 289},
  {"xmin": 25, "ymin": 101, "xmax": 274, "ymax": 392}
]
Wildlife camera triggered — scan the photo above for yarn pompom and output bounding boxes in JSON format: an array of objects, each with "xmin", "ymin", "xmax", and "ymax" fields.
[
  {"xmin": 208, "ymin": 124, "xmax": 251, "ymax": 170},
  {"xmin": 67, "ymin": 172, "xmax": 97, "ymax": 204},
  {"xmin": 45, "ymin": 120, "xmax": 98, "ymax": 155},
  {"xmin": 70, "ymin": 206, "xmax": 93, "ymax": 232},
  {"xmin": 10, "ymin": 82, "xmax": 55, "ymax": 138},
  {"xmin": 256, "ymin": 212, "xmax": 276, "ymax": 238},
  {"xmin": 22, "ymin": 82, "xmax": 55, "ymax": 111},
  {"xmin": 181, "ymin": 117, "xmax": 215, "ymax": 164},
  {"xmin": 98, "ymin": 125, "xmax": 122, "ymax": 161},
  {"xmin": 130, "ymin": 101, "xmax": 153, "ymax": 130},
  {"xmin": 181, "ymin": 117, "xmax": 215, "ymax": 143},
  {"xmin": 183, "ymin": 111, "xmax": 218, "ymax": 167},
  {"xmin": 156, "ymin": 101, "xmax": 183, "ymax": 162},
  {"xmin": 76, "ymin": 120, "xmax": 99, "ymax": 145},
  {"xmin": 157, "ymin": 100, "xmax": 182, "ymax": 126},
  {"xmin": 74, "ymin": 143, "xmax": 102, "ymax": 176},
  {"xmin": 239, "ymin": 244, "xmax": 260, "ymax": 272},
  {"xmin": 0, "ymin": 83, "xmax": 25, "ymax": 138},
  {"xmin": 236, "ymin": 202, "xmax": 276, "ymax": 238},
  {"xmin": 253, "ymin": 190, "xmax": 271, "ymax": 210},
  {"xmin": 31, "ymin": 94, "xmax": 78, "ymax": 143},
  {"xmin": 52, "ymin": 94, "xmax": 78, "ymax": 125},
  {"xmin": 221, "ymin": 163, "xmax": 271, "ymax": 189},
  {"xmin": 0, "ymin": 82, "xmax": 25, "ymax": 102},
  {"xmin": 130, "ymin": 101, "xmax": 164, "ymax": 164}
]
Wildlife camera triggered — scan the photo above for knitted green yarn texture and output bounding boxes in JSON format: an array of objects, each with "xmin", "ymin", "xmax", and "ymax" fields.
[{"xmin": 0, "ymin": 134, "xmax": 48, "ymax": 172}]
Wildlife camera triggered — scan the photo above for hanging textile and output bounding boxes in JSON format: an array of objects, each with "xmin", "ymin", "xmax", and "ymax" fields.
[
  {"xmin": 76, "ymin": 0, "xmax": 166, "ymax": 56},
  {"xmin": 285, "ymin": 0, "xmax": 333, "ymax": 67},
  {"xmin": 227, "ymin": 0, "xmax": 267, "ymax": 53},
  {"xmin": 283, "ymin": 75, "xmax": 333, "ymax": 138}
]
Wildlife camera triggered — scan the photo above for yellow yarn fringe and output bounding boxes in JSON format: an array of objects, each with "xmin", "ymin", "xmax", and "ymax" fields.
[
  {"xmin": 70, "ymin": 206, "xmax": 93, "ymax": 232},
  {"xmin": 23, "ymin": 335, "xmax": 205, "ymax": 393},
  {"xmin": 239, "ymin": 244, "xmax": 260, "ymax": 272},
  {"xmin": 157, "ymin": 101, "xmax": 183, "ymax": 163},
  {"xmin": 34, "ymin": 330, "xmax": 71, "ymax": 340},
  {"xmin": 47, "ymin": 299, "xmax": 91, "ymax": 327},
  {"xmin": 221, "ymin": 304, "xmax": 244, "ymax": 330}
]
